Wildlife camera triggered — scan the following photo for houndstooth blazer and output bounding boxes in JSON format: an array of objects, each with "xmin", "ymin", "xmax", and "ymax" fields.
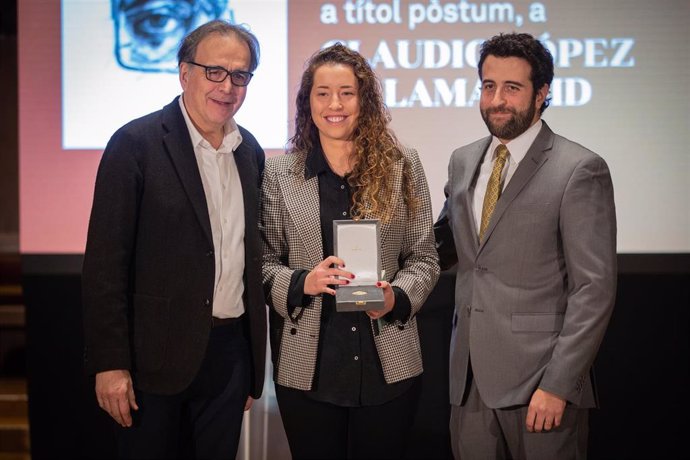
[{"xmin": 260, "ymin": 147, "xmax": 440, "ymax": 391}]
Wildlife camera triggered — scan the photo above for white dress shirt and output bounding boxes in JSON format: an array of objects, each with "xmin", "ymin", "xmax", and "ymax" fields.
[
  {"xmin": 472, "ymin": 119, "xmax": 543, "ymax": 236},
  {"xmin": 179, "ymin": 96, "xmax": 246, "ymax": 318}
]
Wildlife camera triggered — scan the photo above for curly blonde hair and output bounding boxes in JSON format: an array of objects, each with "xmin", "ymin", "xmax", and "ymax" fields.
[{"xmin": 289, "ymin": 43, "xmax": 416, "ymax": 222}]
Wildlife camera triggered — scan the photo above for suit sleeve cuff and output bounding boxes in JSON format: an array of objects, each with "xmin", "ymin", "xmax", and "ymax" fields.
[
  {"xmin": 385, "ymin": 287, "xmax": 412, "ymax": 323},
  {"xmin": 288, "ymin": 269, "xmax": 312, "ymax": 316}
]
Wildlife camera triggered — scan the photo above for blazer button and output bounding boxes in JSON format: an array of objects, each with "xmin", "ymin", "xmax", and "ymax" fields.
[
  {"xmin": 290, "ymin": 328, "xmax": 297, "ymax": 335},
  {"xmin": 206, "ymin": 250, "xmax": 214, "ymax": 257},
  {"xmin": 397, "ymin": 325, "xmax": 405, "ymax": 331},
  {"xmin": 203, "ymin": 299, "xmax": 211, "ymax": 307}
]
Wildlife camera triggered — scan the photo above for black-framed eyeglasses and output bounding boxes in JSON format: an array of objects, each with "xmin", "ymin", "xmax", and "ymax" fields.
[{"xmin": 186, "ymin": 61, "xmax": 253, "ymax": 86}]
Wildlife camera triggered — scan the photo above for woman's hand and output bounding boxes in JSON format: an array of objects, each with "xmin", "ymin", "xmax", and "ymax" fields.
[
  {"xmin": 304, "ymin": 256, "xmax": 354, "ymax": 296},
  {"xmin": 366, "ymin": 280, "xmax": 395, "ymax": 320}
]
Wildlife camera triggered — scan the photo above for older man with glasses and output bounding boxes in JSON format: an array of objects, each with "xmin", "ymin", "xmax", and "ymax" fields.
[{"xmin": 82, "ymin": 19, "xmax": 266, "ymax": 459}]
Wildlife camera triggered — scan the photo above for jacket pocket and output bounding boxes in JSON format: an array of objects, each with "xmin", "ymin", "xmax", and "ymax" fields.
[{"xmin": 511, "ymin": 312, "xmax": 564, "ymax": 332}]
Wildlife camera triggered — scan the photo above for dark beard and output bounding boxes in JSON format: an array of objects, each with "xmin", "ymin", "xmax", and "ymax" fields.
[{"xmin": 481, "ymin": 97, "xmax": 537, "ymax": 141}]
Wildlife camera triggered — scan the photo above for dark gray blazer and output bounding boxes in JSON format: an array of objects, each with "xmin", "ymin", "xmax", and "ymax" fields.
[
  {"xmin": 435, "ymin": 121, "xmax": 617, "ymax": 408},
  {"xmin": 82, "ymin": 97, "xmax": 266, "ymax": 397}
]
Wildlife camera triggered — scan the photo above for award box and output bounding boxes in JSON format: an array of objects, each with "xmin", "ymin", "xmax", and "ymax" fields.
[{"xmin": 333, "ymin": 219, "xmax": 385, "ymax": 312}]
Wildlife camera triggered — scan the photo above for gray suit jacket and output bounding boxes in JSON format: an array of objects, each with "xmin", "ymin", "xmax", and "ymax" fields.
[
  {"xmin": 260, "ymin": 147, "xmax": 439, "ymax": 390},
  {"xmin": 435, "ymin": 121, "xmax": 617, "ymax": 408}
]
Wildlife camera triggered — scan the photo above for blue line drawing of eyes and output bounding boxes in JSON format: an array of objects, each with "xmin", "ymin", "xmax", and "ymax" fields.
[
  {"xmin": 128, "ymin": 2, "xmax": 190, "ymax": 41},
  {"xmin": 112, "ymin": 0, "xmax": 233, "ymax": 73}
]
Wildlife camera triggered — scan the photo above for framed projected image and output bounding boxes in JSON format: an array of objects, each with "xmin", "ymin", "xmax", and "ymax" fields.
[{"xmin": 61, "ymin": 0, "xmax": 287, "ymax": 150}]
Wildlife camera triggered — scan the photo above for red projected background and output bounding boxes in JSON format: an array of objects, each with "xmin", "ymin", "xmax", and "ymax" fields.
[
  {"xmin": 19, "ymin": 1, "xmax": 101, "ymax": 254},
  {"xmin": 19, "ymin": 0, "xmax": 690, "ymax": 254}
]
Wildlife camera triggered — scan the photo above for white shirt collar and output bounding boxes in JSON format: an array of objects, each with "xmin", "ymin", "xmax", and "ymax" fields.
[
  {"xmin": 488, "ymin": 119, "xmax": 543, "ymax": 164},
  {"xmin": 178, "ymin": 94, "xmax": 243, "ymax": 153}
]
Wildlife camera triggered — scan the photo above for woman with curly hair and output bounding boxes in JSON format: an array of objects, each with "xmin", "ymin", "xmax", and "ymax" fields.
[{"xmin": 260, "ymin": 43, "xmax": 439, "ymax": 459}]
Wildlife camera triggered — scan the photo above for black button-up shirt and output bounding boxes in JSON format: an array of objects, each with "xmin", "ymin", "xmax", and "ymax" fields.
[{"xmin": 286, "ymin": 145, "xmax": 414, "ymax": 406}]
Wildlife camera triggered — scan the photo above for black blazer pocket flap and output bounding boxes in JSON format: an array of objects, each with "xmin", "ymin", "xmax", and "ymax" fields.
[{"xmin": 511, "ymin": 313, "xmax": 564, "ymax": 332}]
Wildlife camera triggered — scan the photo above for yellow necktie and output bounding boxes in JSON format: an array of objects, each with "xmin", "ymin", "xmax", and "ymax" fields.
[{"xmin": 479, "ymin": 144, "xmax": 510, "ymax": 241}]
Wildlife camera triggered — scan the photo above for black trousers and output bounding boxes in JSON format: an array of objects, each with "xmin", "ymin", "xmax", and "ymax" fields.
[
  {"xmin": 117, "ymin": 320, "xmax": 250, "ymax": 459},
  {"xmin": 275, "ymin": 377, "xmax": 421, "ymax": 460}
]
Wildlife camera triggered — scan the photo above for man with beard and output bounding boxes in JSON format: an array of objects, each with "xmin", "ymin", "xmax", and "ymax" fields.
[{"xmin": 434, "ymin": 33, "xmax": 617, "ymax": 459}]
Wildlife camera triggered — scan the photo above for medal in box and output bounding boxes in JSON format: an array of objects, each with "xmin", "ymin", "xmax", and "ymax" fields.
[{"xmin": 333, "ymin": 219, "xmax": 385, "ymax": 312}]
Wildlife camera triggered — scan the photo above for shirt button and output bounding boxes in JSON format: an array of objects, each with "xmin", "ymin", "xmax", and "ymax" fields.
[
  {"xmin": 351, "ymin": 326, "xmax": 357, "ymax": 332},
  {"xmin": 342, "ymin": 211, "xmax": 347, "ymax": 216},
  {"xmin": 354, "ymin": 356, "xmax": 359, "ymax": 361},
  {"xmin": 340, "ymin": 185, "xmax": 345, "ymax": 190}
]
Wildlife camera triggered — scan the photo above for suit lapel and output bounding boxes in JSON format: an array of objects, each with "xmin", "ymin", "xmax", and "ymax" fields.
[
  {"xmin": 478, "ymin": 123, "xmax": 554, "ymax": 250},
  {"xmin": 233, "ymin": 141, "xmax": 258, "ymax": 227},
  {"xmin": 465, "ymin": 139, "xmax": 490, "ymax": 252},
  {"xmin": 365, "ymin": 155, "xmax": 403, "ymax": 246},
  {"xmin": 280, "ymin": 159, "xmax": 323, "ymax": 268},
  {"xmin": 162, "ymin": 98, "xmax": 213, "ymax": 246}
]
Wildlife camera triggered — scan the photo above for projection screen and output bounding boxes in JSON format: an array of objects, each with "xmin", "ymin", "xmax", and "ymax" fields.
[{"xmin": 18, "ymin": 0, "xmax": 690, "ymax": 255}]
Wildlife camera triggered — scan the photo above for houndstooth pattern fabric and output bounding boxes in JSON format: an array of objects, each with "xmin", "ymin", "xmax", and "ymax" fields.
[{"xmin": 260, "ymin": 147, "xmax": 440, "ymax": 390}]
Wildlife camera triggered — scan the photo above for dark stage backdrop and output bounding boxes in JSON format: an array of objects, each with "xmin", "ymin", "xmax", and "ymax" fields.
[{"xmin": 21, "ymin": 255, "xmax": 689, "ymax": 459}]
